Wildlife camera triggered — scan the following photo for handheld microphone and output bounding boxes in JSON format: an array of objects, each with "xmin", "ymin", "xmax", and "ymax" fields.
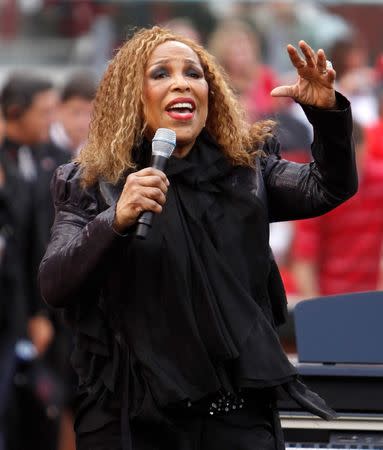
[{"xmin": 135, "ymin": 128, "xmax": 176, "ymax": 239}]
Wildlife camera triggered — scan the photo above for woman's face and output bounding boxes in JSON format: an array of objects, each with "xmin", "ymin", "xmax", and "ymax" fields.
[{"xmin": 143, "ymin": 40, "xmax": 209, "ymax": 157}]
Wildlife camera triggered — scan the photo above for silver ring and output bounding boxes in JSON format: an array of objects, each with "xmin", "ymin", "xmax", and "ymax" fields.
[{"xmin": 320, "ymin": 60, "xmax": 332, "ymax": 75}]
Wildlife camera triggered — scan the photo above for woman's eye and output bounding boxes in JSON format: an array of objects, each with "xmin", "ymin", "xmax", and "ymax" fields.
[
  {"xmin": 187, "ymin": 70, "xmax": 203, "ymax": 79},
  {"xmin": 151, "ymin": 69, "xmax": 168, "ymax": 79}
]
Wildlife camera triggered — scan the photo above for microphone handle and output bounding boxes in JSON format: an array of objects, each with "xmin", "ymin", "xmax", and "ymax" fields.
[{"xmin": 135, "ymin": 154, "xmax": 169, "ymax": 240}]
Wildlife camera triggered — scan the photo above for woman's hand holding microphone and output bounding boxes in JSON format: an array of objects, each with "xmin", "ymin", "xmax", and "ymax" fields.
[{"xmin": 113, "ymin": 167, "xmax": 169, "ymax": 233}]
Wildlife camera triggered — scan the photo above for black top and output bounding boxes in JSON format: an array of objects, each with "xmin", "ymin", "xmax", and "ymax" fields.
[
  {"xmin": 39, "ymin": 93, "xmax": 356, "ymax": 436},
  {"xmin": 1, "ymin": 137, "xmax": 68, "ymax": 316}
]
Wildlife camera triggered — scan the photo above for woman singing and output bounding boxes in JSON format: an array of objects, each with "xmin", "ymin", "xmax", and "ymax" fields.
[{"xmin": 39, "ymin": 27, "xmax": 357, "ymax": 450}]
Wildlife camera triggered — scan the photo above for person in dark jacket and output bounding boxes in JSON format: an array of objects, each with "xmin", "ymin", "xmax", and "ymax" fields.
[
  {"xmin": 39, "ymin": 27, "xmax": 357, "ymax": 450},
  {"xmin": 0, "ymin": 72, "xmax": 59, "ymax": 323},
  {"xmin": 0, "ymin": 161, "xmax": 28, "ymax": 450},
  {"xmin": 0, "ymin": 73, "xmax": 66, "ymax": 450}
]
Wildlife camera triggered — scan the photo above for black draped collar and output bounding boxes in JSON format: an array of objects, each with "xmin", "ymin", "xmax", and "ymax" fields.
[
  {"xmin": 135, "ymin": 129, "xmax": 232, "ymax": 190},
  {"xmin": 166, "ymin": 130, "xmax": 231, "ymax": 190}
]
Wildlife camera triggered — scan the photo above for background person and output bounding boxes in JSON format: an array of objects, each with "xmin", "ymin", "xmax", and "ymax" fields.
[
  {"xmin": 208, "ymin": 18, "xmax": 279, "ymax": 122},
  {"xmin": 292, "ymin": 111, "xmax": 383, "ymax": 298},
  {"xmin": 0, "ymin": 72, "xmax": 66, "ymax": 450},
  {"xmin": 329, "ymin": 35, "xmax": 379, "ymax": 126},
  {"xmin": 0, "ymin": 73, "xmax": 58, "ymax": 352},
  {"xmin": 0, "ymin": 161, "xmax": 28, "ymax": 450},
  {"xmin": 50, "ymin": 71, "xmax": 97, "ymax": 158}
]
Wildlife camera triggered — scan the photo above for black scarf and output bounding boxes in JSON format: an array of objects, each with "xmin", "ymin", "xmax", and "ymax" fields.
[{"xmin": 114, "ymin": 131, "xmax": 296, "ymax": 417}]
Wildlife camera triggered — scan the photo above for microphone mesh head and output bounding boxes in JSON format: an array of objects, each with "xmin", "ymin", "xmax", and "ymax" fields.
[{"xmin": 152, "ymin": 128, "xmax": 176, "ymax": 158}]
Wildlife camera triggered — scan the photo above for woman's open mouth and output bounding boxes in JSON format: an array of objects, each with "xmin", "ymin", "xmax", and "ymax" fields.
[{"xmin": 165, "ymin": 99, "xmax": 195, "ymax": 121}]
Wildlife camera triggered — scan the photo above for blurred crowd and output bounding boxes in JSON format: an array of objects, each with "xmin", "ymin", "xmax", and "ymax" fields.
[
  {"xmin": 0, "ymin": 69, "xmax": 96, "ymax": 450},
  {"xmin": 0, "ymin": 1, "xmax": 383, "ymax": 449}
]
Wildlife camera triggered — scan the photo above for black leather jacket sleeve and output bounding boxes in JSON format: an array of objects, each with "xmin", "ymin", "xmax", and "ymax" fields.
[
  {"xmin": 263, "ymin": 92, "xmax": 357, "ymax": 222},
  {"xmin": 38, "ymin": 163, "xmax": 129, "ymax": 308}
]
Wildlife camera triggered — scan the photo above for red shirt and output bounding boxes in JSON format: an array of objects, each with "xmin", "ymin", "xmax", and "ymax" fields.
[
  {"xmin": 292, "ymin": 153, "xmax": 383, "ymax": 295},
  {"xmin": 243, "ymin": 65, "xmax": 279, "ymax": 121},
  {"xmin": 366, "ymin": 119, "xmax": 383, "ymax": 160}
]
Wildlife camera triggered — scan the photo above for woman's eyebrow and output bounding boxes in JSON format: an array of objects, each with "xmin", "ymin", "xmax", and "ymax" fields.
[{"xmin": 147, "ymin": 58, "xmax": 201, "ymax": 68}]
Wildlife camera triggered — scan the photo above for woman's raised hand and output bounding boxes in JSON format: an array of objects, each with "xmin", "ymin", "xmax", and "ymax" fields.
[
  {"xmin": 271, "ymin": 40, "xmax": 336, "ymax": 109},
  {"xmin": 113, "ymin": 167, "xmax": 169, "ymax": 233}
]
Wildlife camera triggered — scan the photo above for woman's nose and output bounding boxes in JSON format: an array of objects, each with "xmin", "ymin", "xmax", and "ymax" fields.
[{"xmin": 171, "ymin": 74, "xmax": 190, "ymax": 91}]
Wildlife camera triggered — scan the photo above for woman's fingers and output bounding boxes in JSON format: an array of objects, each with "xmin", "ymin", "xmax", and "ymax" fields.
[
  {"xmin": 271, "ymin": 40, "xmax": 336, "ymax": 106},
  {"xmin": 317, "ymin": 50, "xmax": 336, "ymax": 83},
  {"xmin": 285, "ymin": 41, "xmax": 336, "ymax": 83},
  {"xmin": 288, "ymin": 41, "xmax": 333, "ymax": 78},
  {"xmin": 126, "ymin": 170, "xmax": 169, "ymax": 195},
  {"xmin": 114, "ymin": 168, "xmax": 170, "ymax": 231},
  {"xmin": 114, "ymin": 189, "xmax": 165, "ymax": 231},
  {"xmin": 122, "ymin": 181, "xmax": 167, "ymax": 211},
  {"xmin": 130, "ymin": 196, "xmax": 163, "ymax": 215},
  {"xmin": 136, "ymin": 167, "xmax": 169, "ymax": 184},
  {"xmin": 129, "ymin": 189, "xmax": 165, "ymax": 216},
  {"xmin": 270, "ymin": 85, "xmax": 295, "ymax": 98},
  {"xmin": 140, "ymin": 186, "xmax": 167, "ymax": 206},
  {"xmin": 133, "ymin": 174, "xmax": 169, "ymax": 193},
  {"xmin": 140, "ymin": 197, "xmax": 164, "ymax": 213},
  {"xmin": 327, "ymin": 68, "xmax": 336, "ymax": 84},
  {"xmin": 286, "ymin": 44, "xmax": 306, "ymax": 70},
  {"xmin": 141, "ymin": 175, "xmax": 168, "ymax": 190},
  {"xmin": 316, "ymin": 48, "xmax": 327, "ymax": 74},
  {"xmin": 299, "ymin": 40, "xmax": 316, "ymax": 68}
]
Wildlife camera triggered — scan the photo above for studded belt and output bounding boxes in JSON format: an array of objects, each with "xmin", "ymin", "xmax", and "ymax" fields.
[
  {"xmin": 207, "ymin": 390, "xmax": 245, "ymax": 416},
  {"xmin": 166, "ymin": 387, "xmax": 274, "ymax": 419},
  {"xmin": 170, "ymin": 390, "xmax": 246, "ymax": 417}
]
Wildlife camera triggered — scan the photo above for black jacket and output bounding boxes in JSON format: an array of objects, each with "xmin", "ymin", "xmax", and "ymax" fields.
[
  {"xmin": 39, "ymin": 93, "xmax": 357, "ymax": 434},
  {"xmin": 0, "ymin": 138, "xmax": 68, "ymax": 316}
]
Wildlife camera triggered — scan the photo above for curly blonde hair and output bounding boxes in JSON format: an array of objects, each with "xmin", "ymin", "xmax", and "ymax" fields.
[{"xmin": 78, "ymin": 26, "xmax": 273, "ymax": 186}]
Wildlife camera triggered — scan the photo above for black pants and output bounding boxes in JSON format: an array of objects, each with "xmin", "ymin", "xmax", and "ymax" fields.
[{"xmin": 76, "ymin": 402, "xmax": 285, "ymax": 450}]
